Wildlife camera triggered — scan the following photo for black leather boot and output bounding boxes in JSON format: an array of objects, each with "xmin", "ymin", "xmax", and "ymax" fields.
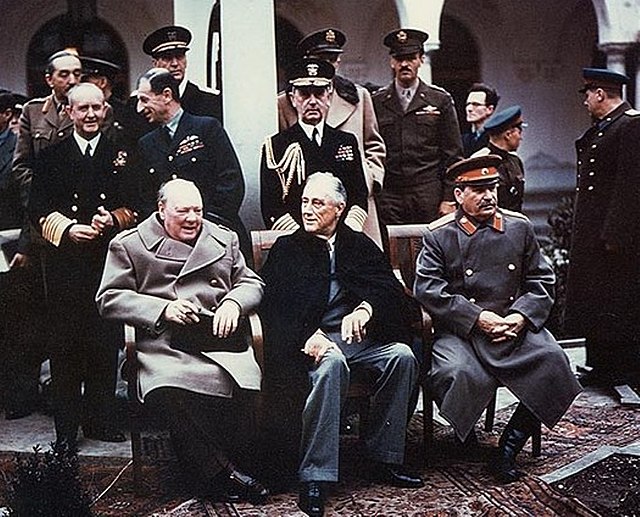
[{"xmin": 493, "ymin": 426, "xmax": 530, "ymax": 483}]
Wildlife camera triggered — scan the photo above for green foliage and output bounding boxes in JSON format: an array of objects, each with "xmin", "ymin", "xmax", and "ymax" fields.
[
  {"xmin": 542, "ymin": 195, "xmax": 574, "ymax": 337},
  {"xmin": 6, "ymin": 443, "xmax": 92, "ymax": 517}
]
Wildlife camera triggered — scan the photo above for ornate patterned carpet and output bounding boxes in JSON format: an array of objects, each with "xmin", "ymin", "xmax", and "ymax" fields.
[{"xmin": 1, "ymin": 390, "xmax": 638, "ymax": 516}]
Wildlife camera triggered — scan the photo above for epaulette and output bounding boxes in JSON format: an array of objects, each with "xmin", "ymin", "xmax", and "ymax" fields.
[
  {"xmin": 428, "ymin": 212, "xmax": 456, "ymax": 231},
  {"xmin": 470, "ymin": 147, "xmax": 491, "ymax": 158},
  {"xmin": 625, "ymin": 109, "xmax": 640, "ymax": 116},
  {"xmin": 428, "ymin": 83, "xmax": 453, "ymax": 98},
  {"xmin": 334, "ymin": 75, "xmax": 359, "ymax": 106},
  {"xmin": 499, "ymin": 208, "xmax": 530, "ymax": 221},
  {"xmin": 24, "ymin": 97, "xmax": 47, "ymax": 106}
]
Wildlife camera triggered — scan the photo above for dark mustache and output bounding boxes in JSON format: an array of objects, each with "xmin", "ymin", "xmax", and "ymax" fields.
[{"xmin": 479, "ymin": 201, "xmax": 496, "ymax": 208}]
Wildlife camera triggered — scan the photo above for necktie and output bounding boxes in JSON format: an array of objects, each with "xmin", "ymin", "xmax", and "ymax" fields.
[
  {"xmin": 312, "ymin": 127, "xmax": 321, "ymax": 147},
  {"xmin": 327, "ymin": 241, "xmax": 339, "ymax": 302},
  {"xmin": 400, "ymin": 89, "xmax": 412, "ymax": 111},
  {"xmin": 162, "ymin": 126, "xmax": 173, "ymax": 146},
  {"xmin": 85, "ymin": 143, "xmax": 92, "ymax": 158}
]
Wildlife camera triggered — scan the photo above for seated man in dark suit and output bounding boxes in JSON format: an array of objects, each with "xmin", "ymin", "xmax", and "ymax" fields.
[
  {"xmin": 96, "ymin": 179, "xmax": 268, "ymax": 503},
  {"xmin": 260, "ymin": 172, "xmax": 423, "ymax": 517},
  {"xmin": 135, "ymin": 67, "xmax": 250, "ymax": 259}
]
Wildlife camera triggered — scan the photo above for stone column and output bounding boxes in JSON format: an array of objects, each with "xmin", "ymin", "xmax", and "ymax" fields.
[
  {"xmin": 220, "ymin": 0, "xmax": 277, "ymax": 229},
  {"xmin": 599, "ymin": 42, "xmax": 630, "ymax": 101}
]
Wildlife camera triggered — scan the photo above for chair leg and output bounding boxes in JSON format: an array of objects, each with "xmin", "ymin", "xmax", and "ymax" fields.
[
  {"xmin": 531, "ymin": 420, "xmax": 542, "ymax": 457},
  {"xmin": 484, "ymin": 394, "xmax": 497, "ymax": 432},
  {"xmin": 423, "ymin": 389, "xmax": 434, "ymax": 466}
]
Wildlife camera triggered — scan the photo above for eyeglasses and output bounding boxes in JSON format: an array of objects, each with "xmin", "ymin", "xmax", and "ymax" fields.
[{"xmin": 465, "ymin": 102, "xmax": 487, "ymax": 108}]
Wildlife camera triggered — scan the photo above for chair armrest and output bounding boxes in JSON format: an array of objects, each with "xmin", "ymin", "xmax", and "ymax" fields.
[{"xmin": 247, "ymin": 311, "xmax": 264, "ymax": 371}]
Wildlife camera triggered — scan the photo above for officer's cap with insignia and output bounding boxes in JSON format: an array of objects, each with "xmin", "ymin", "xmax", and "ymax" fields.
[
  {"xmin": 446, "ymin": 155, "xmax": 502, "ymax": 187},
  {"xmin": 289, "ymin": 58, "xmax": 335, "ymax": 88},
  {"xmin": 579, "ymin": 68, "xmax": 629, "ymax": 93},
  {"xmin": 80, "ymin": 56, "xmax": 121, "ymax": 81},
  {"xmin": 298, "ymin": 28, "xmax": 347, "ymax": 57},
  {"xmin": 143, "ymin": 26, "xmax": 191, "ymax": 57},
  {"xmin": 483, "ymin": 105, "xmax": 526, "ymax": 135},
  {"xmin": 383, "ymin": 28, "xmax": 428, "ymax": 57}
]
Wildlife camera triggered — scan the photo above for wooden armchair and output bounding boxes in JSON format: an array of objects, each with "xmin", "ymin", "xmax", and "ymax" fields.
[
  {"xmin": 124, "ymin": 312, "xmax": 265, "ymax": 494},
  {"xmin": 386, "ymin": 224, "xmax": 542, "ymax": 461}
]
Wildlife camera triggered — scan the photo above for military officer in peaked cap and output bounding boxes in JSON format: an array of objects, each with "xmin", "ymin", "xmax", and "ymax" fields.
[
  {"xmin": 278, "ymin": 28, "xmax": 387, "ymax": 249},
  {"xmin": 565, "ymin": 67, "xmax": 640, "ymax": 387},
  {"xmin": 372, "ymin": 29, "xmax": 462, "ymax": 225},
  {"xmin": 143, "ymin": 25, "xmax": 222, "ymax": 121},
  {"xmin": 414, "ymin": 155, "xmax": 581, "ymax": 483},
  {"xmin": 261, "ymin": 57, "xmax": 368, "ymax": 234},
  {"xmin": 472, "ymin": 105, "xmax": 527, "ymax": 212}
]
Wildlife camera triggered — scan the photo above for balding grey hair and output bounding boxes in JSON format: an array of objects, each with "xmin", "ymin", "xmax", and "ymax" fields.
[
  {"xmin": 304, "ymin": 172, "xmax": 347, "ymax": 205},
  {"xmin": 66, "ymin": 83, "xmax": 104, "ymax": 106},
  {"xmin": 157, "ymin": 178, "xmax": 199, "ymax": 204}
]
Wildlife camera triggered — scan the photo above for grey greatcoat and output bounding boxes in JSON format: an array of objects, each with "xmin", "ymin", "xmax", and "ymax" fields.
[
  {"xmin": 414, "ymin": 209, "xmax": 581, "ymax": 440},
  {"xmin": 96, "ymin": 215, "xmax": 264, "ymax": 402}
]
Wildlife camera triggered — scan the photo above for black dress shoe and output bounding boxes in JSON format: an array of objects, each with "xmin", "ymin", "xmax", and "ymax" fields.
[
  {"xmin": 226, "ymin": 468, "xmax": 269, "ymax": 504},
  {"xmin": 298, "ymin": 481, "xmax": 325, "ymax": 517},
  {"xmin": 576, "ymin": 369, "xmax": 611, "ymax": 388},
  {"xmin": 371, "ymin": 462, "xmax": 424, "ymax": 488},
  {"xmin": 83, "ymin": 424, "xmax": 126, "ymax": 442}
]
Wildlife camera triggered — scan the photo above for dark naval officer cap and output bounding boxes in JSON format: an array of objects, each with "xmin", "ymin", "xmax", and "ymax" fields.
[
  {"xmin": 580, "ymin": 68, "xmax": 629, "ymax": 93},
  {"xmin": 289, "ymin": 58, "xmax": 335, "ymax": 87},
  {"xmin": 143, "ymin": 26, "xmax": 191, "ymax": 57},
  {"xmin": 383, "ymin": 28, "xmax": 428, "ymax": 57},
  {"xmin": 446, "ymin": 155, "xmax": 502, "ymax": 187},
  {"xmin": 80, "ymin": 56, "xmax": 121, "ymax": 80},
  {"xmin": 298, "ymin": 28, "xmax": 347, "ymax": 56},
  {"xmin": 483, "ymin": 105, "xmax": 525, "ymax": 135}
]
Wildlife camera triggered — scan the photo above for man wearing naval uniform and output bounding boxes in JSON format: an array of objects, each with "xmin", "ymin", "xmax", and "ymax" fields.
[
  {"xmin": 277, "ymin": 28, "xmax": 386, "ymax": 248},
  {"xmin": 414, "ymin": 155, "xmax": 581, "ymax": 483},
  {"xmin": 566, "ymin": 68, "xmax": 640, "ymax": 387},
  {"xmin": 135, "ymin": 68, "xmax": 249, "ymax": 258},
  {"xmin": 28, "ymin": 84, "xmax": 136, "ymax": 447},
  {"xmin": 261, "ymin": 58, "xmax": 368, "ymax": 234}
]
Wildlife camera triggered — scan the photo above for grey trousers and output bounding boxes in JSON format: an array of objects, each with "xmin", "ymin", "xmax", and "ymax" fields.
[{"xmin": 298, "ymin": 342, "xmax": 418, "ymax": 482}]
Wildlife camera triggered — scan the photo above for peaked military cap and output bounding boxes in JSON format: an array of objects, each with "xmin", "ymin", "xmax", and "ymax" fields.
[
  {"xmin": 483, "ymin": 105, "xmax": 525, "ymax": 135},
  {"xmin": 579, "ymin": 68, "xmax": 629, "ymax": 93},
  {"xmin": 446, "ymin": 154, "xmax": 502, "ymax": 186},
  {"xmin": 383, "ymin": 28, "xmax": 428, "ymax": 57},
  {"xmin": 289, "ymin": 58, "xmax": 335, "ymax": 87},
  {"xmin": 0, "ymin": 91, "xmax": 14, "ymax": 112},
  {"xmin": 298, "ymin": 28, "xmax": 347, "ymax": 56},
  {"xmin": 143, "ymin": 26, "xmax": 191, "ymax": 57},
  {"xmin": 80, "ymin": 56, "xmax": 121, "ymax": 81}
]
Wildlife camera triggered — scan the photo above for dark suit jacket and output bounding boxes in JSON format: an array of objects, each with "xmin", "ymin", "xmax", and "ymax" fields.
[
  {"xmin": 260, "ymin": 123, "xmax": 367, "ymax": 229},
  {"xmin": 0, "ymin": 130, "xmax": 20, "ymax": 231},
  {"xmin": 137, "ymin": 111, "xmax": 247, "ymax": 249},
  {"xmin": 260, "ymin": 224, "xmax": 416, "ymax": 389}
]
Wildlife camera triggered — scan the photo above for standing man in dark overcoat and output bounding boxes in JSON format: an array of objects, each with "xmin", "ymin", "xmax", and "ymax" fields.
[
  {"xmin": 565, "ymin": 68, "xmax": 640, "ymax": 387},
  {"xmin": 372, "ymin": 29, "xmax": 462, "ymax": 224},
  {"xmin": 261, "ymin": 58, "xmax": 368, "ymax": 234},
  {"xmin": 28, "ymin": 83, "xmax": 136, "ymax": 448},
  {"xmin": 135, "ymin": 67, "xmax": 249, "ymax": 258},
  {"xmin": 260, "ymin": 172, "xmax": 422, "ymax": 516},
  {"xmin": 414, "ymin": 155, "xmax": 581, "ymax": 483}
]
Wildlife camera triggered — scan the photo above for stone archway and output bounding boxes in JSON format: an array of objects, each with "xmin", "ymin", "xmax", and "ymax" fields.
[{"xmin": 26, "ymin": 14, "xmax": 129, "ymax": 98}]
